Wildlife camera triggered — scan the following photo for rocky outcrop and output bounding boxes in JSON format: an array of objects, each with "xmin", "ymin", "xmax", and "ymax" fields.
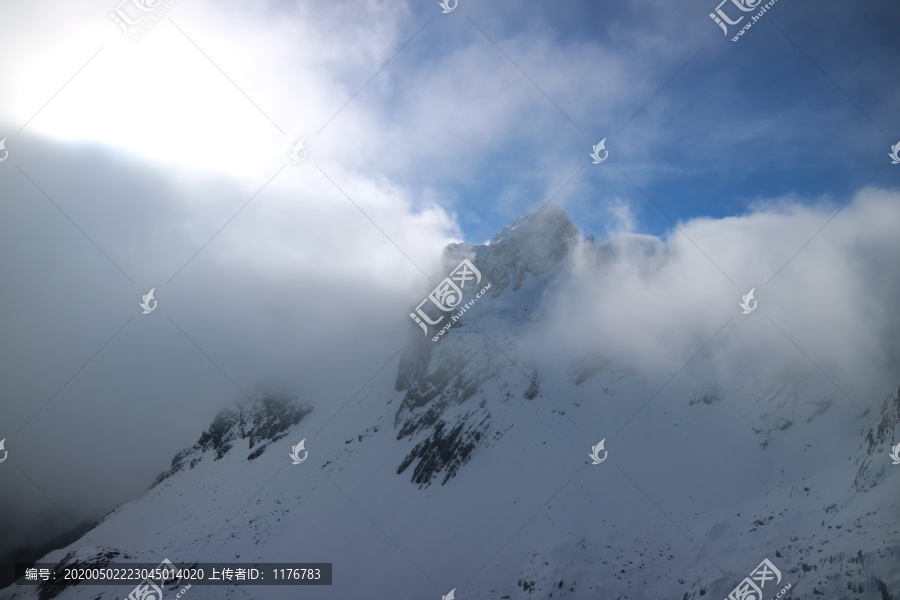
[
  {"xmin": 855, "ymin": 385, "xmax": 900, "ymax": 491},
  {"xmin": 153, "ymin": 393, "xmax": 311, "ymax": 486}
]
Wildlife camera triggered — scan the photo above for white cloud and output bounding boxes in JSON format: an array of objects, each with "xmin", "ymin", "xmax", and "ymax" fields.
[{"xmin": 535, "ymin": 189, "xmax": 900, "ymax": 404}]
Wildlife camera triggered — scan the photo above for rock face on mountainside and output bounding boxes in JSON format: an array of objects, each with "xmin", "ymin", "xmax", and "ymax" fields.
[
  {"xmin": 444, "ymin": 201, "xmax": 581, "ymax": 295},
  {"xmin": 394, "ymin": 202, "xmax": 578, "ymax": 487},
  {"xmin": 855, "ymin": 385, "xmax": 900, "ymax": 491},
  {"xmin": 153, "ymin": 393, "xmax": 312, "ymax": 486},
  {"xmin": 33, "ymin": 548, "xmax": 125, "ymax": 600}
]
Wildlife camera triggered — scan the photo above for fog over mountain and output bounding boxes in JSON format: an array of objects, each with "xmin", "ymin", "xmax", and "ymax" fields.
[
  {"xmin": 2, "ymin": 0, "xmax": 899, "ymax": 597},
  {"xmin": 2, "ymin": 198, "xmax": 898, "ymax": 599}
]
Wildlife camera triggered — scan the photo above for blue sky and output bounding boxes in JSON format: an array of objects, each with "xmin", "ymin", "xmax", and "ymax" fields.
[
  {"xmin": 373, "ymin": 0, "xmax": 900, "ymax": 242},
  {"xmin": 540, "ymin": 2, "xmax": 889, "ymax": 239}
]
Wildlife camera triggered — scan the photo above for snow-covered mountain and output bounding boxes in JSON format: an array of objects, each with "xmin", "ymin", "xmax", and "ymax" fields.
[{"xmin": 3, "ymin": 204, "xmax": 898, "ymax": 600}]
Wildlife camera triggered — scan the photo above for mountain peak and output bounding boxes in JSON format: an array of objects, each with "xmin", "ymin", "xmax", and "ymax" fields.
[
  {"xmin": 443, "ymin": 202, "xmax": 580, "ymax": 295},
  {"xmin": 486, "ymin": 201, "xmax": 576, "ymax": 247},
  {"xmin": 393, "ymin": 203, "xmax": 580, "ymax": 487}
]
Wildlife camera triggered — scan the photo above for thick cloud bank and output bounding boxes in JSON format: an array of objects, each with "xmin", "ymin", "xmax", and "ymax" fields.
[{"xmin": 537, "ymin": 189, "xmax": 900, "ymax": 410}]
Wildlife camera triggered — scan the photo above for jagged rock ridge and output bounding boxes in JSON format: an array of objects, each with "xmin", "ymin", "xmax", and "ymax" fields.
[
  {"xmin": 855, "ymin": 384, "xmax": 900, "ymax": 491},
  {"xmin": 154, "ymin": 393, "xmax": 312, "ymax": 486},
  {"xmin": 394, "ymin": 202, "xmax": 576, "ymax": 486}
]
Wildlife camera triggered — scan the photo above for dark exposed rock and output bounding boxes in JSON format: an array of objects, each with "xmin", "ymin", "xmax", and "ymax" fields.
[
  {"xmin": 36, "ymin": 548, "xmax": 123, "ymax": 600},
  {"xmin": 690, "ymin": 385, "xmax": 722, "ymax": 406},
  {"xmin": 154, "ymin": 393, "xmax": 311, "ymax": 486},
  {"xmin": 524, "ymin": 371, "xmax": 541, "ymax": 400},
  {"xmin": 397, "ymin": 415, "xmax": 488, "ymax": 486},
  {"xmin": 855, "ymin": 385, "xmax": 900, "ymax": 491}
]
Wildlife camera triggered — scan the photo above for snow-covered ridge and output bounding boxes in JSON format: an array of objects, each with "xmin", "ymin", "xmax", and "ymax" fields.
[{"xmin": 3, "ymin": 204, "xmax": 898, "ymax": 600}]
